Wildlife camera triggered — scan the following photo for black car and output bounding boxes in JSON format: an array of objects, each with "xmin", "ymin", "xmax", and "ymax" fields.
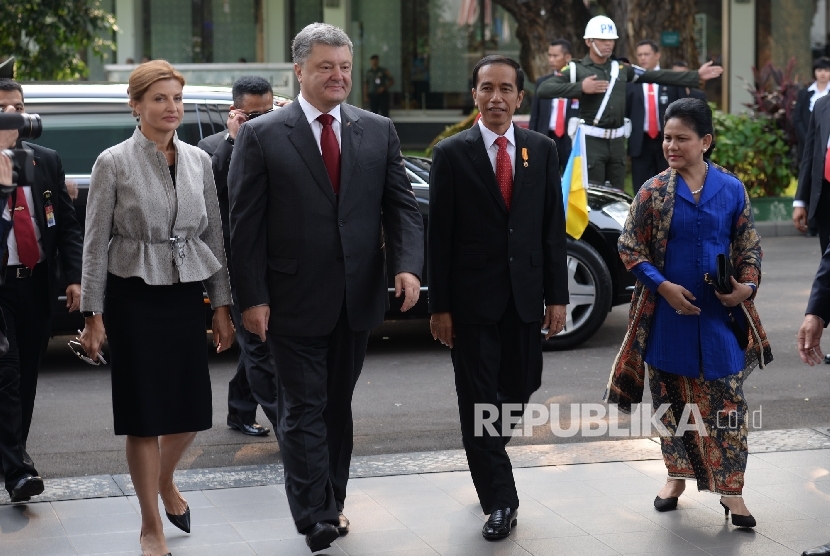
[{"xmin": 23, "ymin": 84, "xmax": 634, "ymax": 349}]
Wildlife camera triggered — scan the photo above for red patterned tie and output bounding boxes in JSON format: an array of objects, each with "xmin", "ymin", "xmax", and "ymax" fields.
[
  {"xmin": 8, "ymin": 192, "xmax": 39, "ymax": 269},
  {"xmin": 554, "ymin": 99, "xmax": 566, "ymax": 137},
  {"xmin": 647, "ymin": 84, "xmax": 659, "ymax": 139},
  {"xmin": 317, "ymin": 114, "xmax": 340, "ymax": 194},
  {"xmin": 495, "ymin": 136, "xmax": 513, "ymax": 210},
  {"xmin": 824, "ymin": 147, "xmax": 830, "ymax": 182}
]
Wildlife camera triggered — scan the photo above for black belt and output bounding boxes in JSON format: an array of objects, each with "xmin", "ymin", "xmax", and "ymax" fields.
[{"xmin": 6, "ymin": 265, "xmax": 34, "ymax": 279}]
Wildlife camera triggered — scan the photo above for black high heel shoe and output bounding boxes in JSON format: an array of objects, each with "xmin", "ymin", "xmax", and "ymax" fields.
[
  {"xmin": 165, "ymin": 505, "xmax": 190, "ymax": 534},
  {"xmin": 653, "ymin": 496, "xmax": 679, "ymax": 512},
  {"xmin": 720, "ymin": 500, "xmax": 756, "ymax": 528}
]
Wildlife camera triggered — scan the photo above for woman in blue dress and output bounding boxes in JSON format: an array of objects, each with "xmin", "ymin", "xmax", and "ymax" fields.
[{"xmin": 608, "ymin": 98, "xmax": 772, "ymax": 527}]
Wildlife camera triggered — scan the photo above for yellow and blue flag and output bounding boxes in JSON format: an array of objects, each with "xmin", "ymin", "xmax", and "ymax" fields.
[{"xmin": 560, "ymin": 125, "xmax": 589, "ymax": 239}]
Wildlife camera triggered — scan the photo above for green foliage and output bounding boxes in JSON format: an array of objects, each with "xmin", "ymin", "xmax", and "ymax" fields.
[
  {"xmin": 0, "ymin": 1, "xmax": 118, "ymax": 81},
  {"xmin": 425, "ymin": 110, "xmax": 480, "ymax": 157},
  {"xmin": 710, "ymin": 107, "xmax": 793, "ymax": 198}
]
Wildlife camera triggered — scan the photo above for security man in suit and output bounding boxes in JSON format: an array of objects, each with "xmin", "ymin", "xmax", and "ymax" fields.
[
  {"xmin": 198, "ymin": 76, "xmax": 278, "ymax": 438},
  {"xmin": 794, "ymin": 94, "xmax": 830, "ymax": 254},
  {"xmin": 536, "ymin": 15, "xmax": 723, "ymax": 190},
  {"xmin": 0, "ymin": 77, "xmax": 83, "ymax": 502},
  {"xmin": 626, "ymin": 40, "xmax": 682, "ymax": 191},
  {"xmin": 529, "ymin": 39, "xmax": 579, "ymax": 173},
  {"xmin": 429, "ymin": 55, "xmax": 569, "ymax": 541},
  {"xmin": 229, "ymin": 23, "xmax": 423, "ymax": 553}
]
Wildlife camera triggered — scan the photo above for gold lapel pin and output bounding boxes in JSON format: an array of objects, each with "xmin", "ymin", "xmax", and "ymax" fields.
[{"xmin": 521, "ymin": 147, "xmax": 529, "ymax": 167}]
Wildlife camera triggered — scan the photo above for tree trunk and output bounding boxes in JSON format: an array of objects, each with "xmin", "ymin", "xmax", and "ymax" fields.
[
  {"xmin": 625, "ymin": 0, "xmax": 699, "ymax": 69},
  {"xmin": 491, "ymin": 0, "xmax": 591, "ymax": 83},
  {"xmin": 597, "ymin": 0, "xmax": 630, "ymax": 61}
]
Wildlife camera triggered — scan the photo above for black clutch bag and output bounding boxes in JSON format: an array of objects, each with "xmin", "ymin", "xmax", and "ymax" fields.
[{"xmin": 705, "ymin": 253, "xmax": 734, "ymax": 294}]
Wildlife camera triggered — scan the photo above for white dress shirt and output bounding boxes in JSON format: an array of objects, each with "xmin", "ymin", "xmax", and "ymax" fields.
[
  {"xmin": 3, "ymin": 185, "xmax": 46, "ymax": 265},
  {"xmin": 808, "ymin": 81, "xmax": 830, "ymax": 112},
  {"xmin": 547, "ymin": 98, "xmax": 568, "ymax": 132},
  {"xmin": 297, "ymin": 94, "xmax": 342, "ymax": 153},
  {"xmin": 642, "ymin": 65, "xmax": 661, "ymax": 132},
  {"xmin": 478, "ymin": 120, "xmax": 516, "ymax": 177}
]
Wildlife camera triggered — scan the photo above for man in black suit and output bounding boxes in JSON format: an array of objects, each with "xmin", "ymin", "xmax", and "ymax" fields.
[
  {"xmin": 198, "ymin": 76, "xmax": 277, "ymax": 438},
  {"xmin": 794, "ymin": 57, "xmax": 830, "ymax": 165},
  {"xmin": 798, "ymin": 237, "xmax": 830, "ymax": 556},
  {"xmin": 429, "ymin": 55, "xmax": 569, "ymax": 541},
  {"xmin": 671, "ymin": 60, "xmax": 708, "ymax": 101},
  {"xmin": 529, "ymin": 39, "xmax": 579, "ymax": 173},
  {"xmin": 229, "ymin": 23, "xmax": 423, "ymax": 553},
  {"xmin": 794, "ymin": 94, "xmax": 830, "ymax": 254},
  {"xmin": 626, "ymin": 41, "xmax": 682, "ymax": 191},
  {"xmin": 0, "ymin": 79, "xmax": 83, "ymax": 502}
]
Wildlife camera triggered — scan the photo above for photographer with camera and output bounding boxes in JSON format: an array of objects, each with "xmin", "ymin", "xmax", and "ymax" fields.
[{"xmin": 0, "ymin": 78, "xmax": 83, "ymax": 503}]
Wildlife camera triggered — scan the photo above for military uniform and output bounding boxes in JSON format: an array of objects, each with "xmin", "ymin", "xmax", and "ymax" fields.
[
  {"xmin": 536, "ymin": 55, "xmax": 701, "ymax": 189},
  {"xmin": 365, "ymin": 65, "xmax": 394, "ymax": 117}
]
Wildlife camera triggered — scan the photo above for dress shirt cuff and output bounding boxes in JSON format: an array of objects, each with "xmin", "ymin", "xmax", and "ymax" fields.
[
  {"xmin": 631, "ymin": 261, "xmax": 666, "ymax": 294},
  {"xmin": 793, "ymin": 200, "xmax": 806, "ymax": 208}
]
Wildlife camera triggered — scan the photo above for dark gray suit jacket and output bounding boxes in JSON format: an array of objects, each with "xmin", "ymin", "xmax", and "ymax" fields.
[
  {"xmin": 228, "ymin": 100, "xmax": 424, "ymax": 336},
  {"xmin": 797, "ymin": 94, "xmax": 830, "ymax": 220},
  {"xmin": 197, "ymin": 131, "xmax": 233, "ymax": 244}
]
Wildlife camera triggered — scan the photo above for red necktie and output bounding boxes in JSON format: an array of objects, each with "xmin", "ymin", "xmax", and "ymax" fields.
[
  {"xmin": 554, "ymin": 99, "xmax": 566, "ymax": 137},
  {"xmin": 647, "ymin": 84, "xmax": 659, "ymax": 139},
  {"xmin": 317, "ymin": 114, "xmax": 340, "ymax": 194},
  {"xmin": 825, "ymin": 146, "xmax": 830, "ymax": 183},
  {"xmin": 495, "ymin": 136, "xmax": 513, "ymax": 211},
  {"xmin": 8, "ymin": 192, "xmax": 39, "ymax": 269}
]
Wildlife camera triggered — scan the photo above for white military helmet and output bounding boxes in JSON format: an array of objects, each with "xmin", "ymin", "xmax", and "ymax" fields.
[{"xmin": 583, "ymin": 15, "xmax": 619, "ymax": 40}]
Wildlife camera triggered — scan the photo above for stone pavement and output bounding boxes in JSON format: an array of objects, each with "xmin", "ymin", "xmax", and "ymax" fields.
[{"xmin": 3, "ymin": 428, "xmax": 830, "ymax": 555}]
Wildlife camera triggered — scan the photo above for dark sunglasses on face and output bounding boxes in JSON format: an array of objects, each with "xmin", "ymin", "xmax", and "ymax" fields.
[{"xmin": 241, "ymin": 108, "xmax": 274, "ymax": 120}]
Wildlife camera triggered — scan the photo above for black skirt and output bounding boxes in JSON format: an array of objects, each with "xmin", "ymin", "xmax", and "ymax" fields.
[{"xmin": 104, "ymin": 273, "xmax": 212, "ymax": 436}]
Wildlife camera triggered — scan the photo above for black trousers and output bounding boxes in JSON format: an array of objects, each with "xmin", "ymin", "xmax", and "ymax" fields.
[
  {"xmin": 368, "ymin": 93, "xmax": 390, "ymax": 117},
  {"xmin": 548, "ymin": 131, "xmax": 572, "ymax": 175},
  {"xmin": 631, "ymin": 134, "xmax": 668, "ymax": 192},
  {"xmin": 228, "ymin": 286, "xmax": 280, "ymax": 427},
  {"xmin": 268, "ymin": 301, "xmax": 369, "ymax": 533},
  {"xmin": 818, "ymin": 179, "xmax": 830, "ymax": 255},
  {"xmin": 451, "ymin": 297, "xmax": 543, "ymax": 514},
  {"xmin": 0, "ymin": 262, "xmax": 50, "ymax": 492}
]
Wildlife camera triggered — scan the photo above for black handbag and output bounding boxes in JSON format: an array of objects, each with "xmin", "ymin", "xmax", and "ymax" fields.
[{"xmin": 704, "ymin": 253, "xmax": 748, "ymax": 350}]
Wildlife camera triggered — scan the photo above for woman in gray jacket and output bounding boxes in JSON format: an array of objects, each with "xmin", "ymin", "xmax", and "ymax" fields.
[{"xmin": 80, "ymin": 60, "xmax": 234, "ymax": 556}]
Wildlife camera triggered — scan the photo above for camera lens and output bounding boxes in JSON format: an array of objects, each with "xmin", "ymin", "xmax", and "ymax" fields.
[{"xmin": 17, "ymin": 113, "xmax": 41, "ymax": 140}]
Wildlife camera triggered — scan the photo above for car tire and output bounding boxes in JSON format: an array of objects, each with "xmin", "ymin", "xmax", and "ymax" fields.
[{"xmin": 543, "ymin": 238, "xmax": 613, "ymax": 351}]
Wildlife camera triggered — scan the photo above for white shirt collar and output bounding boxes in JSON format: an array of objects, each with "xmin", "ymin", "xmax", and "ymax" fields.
[
  {"xmin": 297, "ymin": 94, "xmax": 341, "ymax": 125},
  {"xmin": 478, "ymin": 120, "xmax": 515, "ymax": 149}
]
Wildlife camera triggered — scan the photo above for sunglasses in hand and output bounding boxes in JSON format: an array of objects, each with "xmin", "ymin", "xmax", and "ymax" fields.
[{"xmin": 68, "ymin": 331, "xmax": 107, "ymax": 365}]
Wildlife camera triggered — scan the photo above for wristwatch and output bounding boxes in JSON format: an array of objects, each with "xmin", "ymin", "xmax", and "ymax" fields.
[
  {"xmin": 224, "ymin": 132, "xmax": 234, "ymax": 146},
  {"xmin": 82, "ymin": 311, "xmax": 100, "ymax": 318}
]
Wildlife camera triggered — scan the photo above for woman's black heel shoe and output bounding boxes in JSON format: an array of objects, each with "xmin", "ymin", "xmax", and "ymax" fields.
[
  {"xmin": 653, "ymin": 496, "xmax": 679, "ymax": 512},
  {"xmin": 720, "ymin": 501, "xmax": 756, "ymax": 528},
  {"xmin": 166, "ymin": 505, "xmax": 190, "ymax": 534}
]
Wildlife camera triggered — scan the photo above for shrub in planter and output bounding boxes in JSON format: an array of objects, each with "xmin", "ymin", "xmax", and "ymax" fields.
[{"xmin": 710, "ymin": 109, "xmax": 793, "ymax": 198}]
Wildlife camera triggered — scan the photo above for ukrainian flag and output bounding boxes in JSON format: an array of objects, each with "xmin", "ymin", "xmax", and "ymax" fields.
[{"xmin": 560, "ymin": 125, "xmax": 589, "ymax": 239}]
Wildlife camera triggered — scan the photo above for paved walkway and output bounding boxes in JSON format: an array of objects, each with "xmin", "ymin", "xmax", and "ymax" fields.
[{"xmin": 2, "ymin": 429, "xmax": 830, "ymax": 555}]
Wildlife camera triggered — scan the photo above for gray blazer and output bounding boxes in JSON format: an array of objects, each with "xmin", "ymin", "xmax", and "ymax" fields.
[
  {"xmin": 229, "ymin": 100, "xmax": 423, "ymax": 336},
  {"xmin": 81, "ymin": 128, "xmax": 232, "ymax": 313}
]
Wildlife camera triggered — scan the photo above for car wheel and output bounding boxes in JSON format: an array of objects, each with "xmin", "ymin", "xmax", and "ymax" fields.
[{"xmin": 542, "ymin": 238, "xmax": 613, "ymax": 350}]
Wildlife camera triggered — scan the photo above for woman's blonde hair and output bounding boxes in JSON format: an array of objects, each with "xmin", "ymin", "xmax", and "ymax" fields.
[{"xmin": 127, "ymin": 60, "xmax": 185, "ymax": 117}]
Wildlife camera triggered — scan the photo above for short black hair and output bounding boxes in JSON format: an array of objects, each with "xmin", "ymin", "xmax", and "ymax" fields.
[
  {"xmin": 370, "ymin": 54, "xmax": 379, "ymax": 60},
  {"xmin": 231, "ymin": 76, "xmax": 273, "ymax": 106},
  {"xmin": 0, "ymin": 78, "xmax": 23, "ymax": 100},
  {"xmin": 472, "ymin": 55, "xmax": 524, "ymax": 92},
  {"xmin": 549, "ymin": 39, "xmax": 572, "ymax": 56},
  {"xmin": 636, "ymin": 40, "xmax": 660, "ymax": 54},
  {"xmin": 814, "ymin": 57, "xmax": 830, "ymax": 72},
  {"xmin": 664, "ymin": 97, "xmax": 716, "ymax": 158},
  {"xmin": 672, "ymin": 60, "xmax": 689, "ymax": 68}
]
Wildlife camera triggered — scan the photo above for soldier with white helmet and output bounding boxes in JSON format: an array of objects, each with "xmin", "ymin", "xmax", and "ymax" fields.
[{"xmin": 537, "ymin": 15, "xmax": 723, "ymax": 190}]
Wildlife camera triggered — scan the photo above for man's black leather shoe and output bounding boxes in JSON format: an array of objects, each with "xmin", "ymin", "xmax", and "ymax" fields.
[
  {"xmin": 482, "ymin": 507, "xmax": 518, "ymax": 540},
  {"xmin": 305, "ymin": 522, "xmax": 338, "ymax": 552},
  {"xmin": 804, "ymin": 542, "xmax": 830, "ymax": 555},
  {"xmin": 9, "ymin": 475, "xmax": 44, "ymax": 503},
  {"xmin": 227, "ymin": 414, "xmax": 270, "ymax": 436},
  {"xmin": 337, "ymin": 512, "xmax": 350, "ymax": 536}
]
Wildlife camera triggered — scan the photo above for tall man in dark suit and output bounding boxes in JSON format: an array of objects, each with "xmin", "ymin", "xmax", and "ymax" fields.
[
  {"xmin": 794, "ymin": 94, "xmax": 830, "ymax": 254},
  {"xmin": 626, "ymin": 40, "xmax": 682, "ymax": 191},
  {"xmin": 198, "ymin": 76, "xmax": 277, "ymax": 438},
  {"xmin": 229, "ymin": 23, "xmax": 423, "ymax": 553},
  {"xmin": 0, "ymin": 79, "xmax": 83, "ymax": 502},
  {"xmin": 429, "ymin": 55, "xmax": 569, "ymax": 541},
  {"xmin": 529, "ymin": 39, "xmax": 579, "ymax": 173}
]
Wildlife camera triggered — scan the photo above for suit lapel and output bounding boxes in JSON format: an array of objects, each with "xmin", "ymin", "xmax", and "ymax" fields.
[
  {"xmin": 338, "ymin": 104, "xmax": 362, "ymax": 200},
  {"xmin": 285, "ymin": 102, "xmax": 337, "ymax": 205},
  {"xmin": 465, "ymin": 124, "xmax": 508, "ymax": 213},
  {"xmin": 821, "ymin": 101, "xmax": 830, "ymax": 155},
  {"xmin": 511, "ymin": 128, "xmax": 528, "ymax": 207},
  {"xmin": 30, "ymin": 153, "xmax": 46, "ymax": 232}
]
